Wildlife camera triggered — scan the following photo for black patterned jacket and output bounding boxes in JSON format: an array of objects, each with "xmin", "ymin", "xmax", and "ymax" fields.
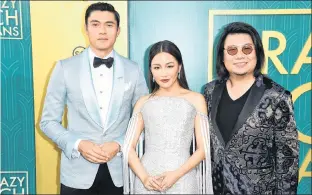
[{"xmin": 203, "ymin": 75, "xmax": 299, "ymax": 195}]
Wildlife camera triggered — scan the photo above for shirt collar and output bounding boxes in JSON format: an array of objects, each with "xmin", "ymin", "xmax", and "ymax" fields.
[{"xmin": 88, "ymin": 47, "xmax": 114, "ymax": 65}]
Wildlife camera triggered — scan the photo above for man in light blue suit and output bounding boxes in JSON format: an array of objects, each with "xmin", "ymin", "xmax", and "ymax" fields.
[{"xmin": 40, "ymin": 2, "xmax": 148, "ymax": 195}]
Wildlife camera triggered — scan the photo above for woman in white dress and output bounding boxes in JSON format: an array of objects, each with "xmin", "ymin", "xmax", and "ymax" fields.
[{"xmin": 123, "ymin": 40, "xmax": 213, "ymax": 194}]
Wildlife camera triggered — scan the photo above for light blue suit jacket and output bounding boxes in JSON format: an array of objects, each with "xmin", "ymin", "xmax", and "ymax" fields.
[{"xmin": 40, "ymin": 48, "xmax": 148, "ymax": 189}]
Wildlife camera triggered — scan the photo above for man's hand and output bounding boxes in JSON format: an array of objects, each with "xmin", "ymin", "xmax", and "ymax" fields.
[
  {"xmin": 78, "ymin": 140, "xmax": 108, "ymax": 163},
  {"xmin": 100, "ymin": 141, "xmax": 120, "ymax": 162}
]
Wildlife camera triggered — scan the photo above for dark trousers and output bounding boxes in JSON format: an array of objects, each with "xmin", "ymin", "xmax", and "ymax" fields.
[{"xmin": 61, "ymin": 163, "xmax": 123, "ymax": 195}]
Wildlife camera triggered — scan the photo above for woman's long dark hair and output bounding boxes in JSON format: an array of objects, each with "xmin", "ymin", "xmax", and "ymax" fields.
[
  {"xmin": 148, "ymin": 40, "xmax": 189, "ymax": 94},
  {"xmin": 215, "ymin": 22, "xmax": 265, "ymax": 79}
]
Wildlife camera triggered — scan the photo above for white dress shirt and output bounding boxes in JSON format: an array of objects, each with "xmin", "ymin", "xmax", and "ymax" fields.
[
  {"xmin": 73, "ymin": 48, "xmax": 114, "ymax": 154},
  {"xmin": 88, "ymin": 48, "xmax": 114, "ymax": 125}
]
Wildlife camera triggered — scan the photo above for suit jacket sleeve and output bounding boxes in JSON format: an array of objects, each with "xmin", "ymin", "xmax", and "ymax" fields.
[
  {"xmin": 203, "ymin": 83, "xmax": 210, "ymax": 105},
  {"xmin": 114, "ymin": 65, "xmax": 148, "ymax": 148},
  {"xmin": 40, "ymin": 61, "xmax": 80, "ymax": 159},
  {"xmin": 273, "ymin": 92, "xmax": 299, "ymax": 195}
]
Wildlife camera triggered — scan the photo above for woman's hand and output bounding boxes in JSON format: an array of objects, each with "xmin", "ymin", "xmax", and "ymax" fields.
[
  {"xmin": 158, "ymin": 170, "xmax": 181, "ymax": 191},
  {"xmin": 142, "ymin": 175, "xmax": 162, "ymax": 191}
]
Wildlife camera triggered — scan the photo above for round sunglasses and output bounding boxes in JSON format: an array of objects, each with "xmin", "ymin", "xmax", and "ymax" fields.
[{"xmin": 224, "ymin": 44, "xmax": 254, "ymax": 56}]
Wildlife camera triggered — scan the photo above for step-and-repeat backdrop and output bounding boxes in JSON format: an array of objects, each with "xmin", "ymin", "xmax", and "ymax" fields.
[
  {"xmin": 1, "ymin": 1, "xmax": 311, "ymax": 194},
  {"xmin": 128, "ymin": 1, "xmax": 311, "ymax": 194}
]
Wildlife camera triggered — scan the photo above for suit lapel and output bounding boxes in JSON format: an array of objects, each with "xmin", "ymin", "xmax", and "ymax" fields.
[
  {"xmin": 104, "ymin": 51, "xmax": 125, "ymax": 131},
  {"xmin": 211, "ymin": 80, "xmax": 226, "ymax": 147},
  {"xmin": 229, "ymin": 83, "xmax": 266, "ymax": 147},
  {"xmin": 79, "ymin": 48, "xmax": 103, "ymax": 128}
]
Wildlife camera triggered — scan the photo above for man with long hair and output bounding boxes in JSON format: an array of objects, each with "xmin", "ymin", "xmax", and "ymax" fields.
[{"xmin": 204, "ymin": 22, "xmax": 299, "ymax": 195}]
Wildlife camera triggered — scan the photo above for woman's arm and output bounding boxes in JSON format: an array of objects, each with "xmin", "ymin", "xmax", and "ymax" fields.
[
  {"xmin": 123, "ymin": 96, "xmax": 162, "ymax": 193},
  {"xmin": 175, "ymin": 94, "xmax": 208, "ymax": 178}
]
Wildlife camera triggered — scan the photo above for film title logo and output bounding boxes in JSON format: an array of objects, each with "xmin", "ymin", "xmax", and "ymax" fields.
[
  {"xmin": 0, "ymin": 172, "xmax": 28, "ymax": 194},
  {"xmin": 0, "ymin": 1, "xmax": 23, "ymax": 39}
]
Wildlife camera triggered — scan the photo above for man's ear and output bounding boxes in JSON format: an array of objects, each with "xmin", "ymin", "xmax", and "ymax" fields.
[{"xmin": 117, "ymin": 27, "xmax": 120, "ymax": 37}]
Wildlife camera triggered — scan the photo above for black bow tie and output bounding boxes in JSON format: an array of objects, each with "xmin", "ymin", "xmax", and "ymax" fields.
[{"xmin": 93, "ymin": 57, "xmax": 114, "ymax": 68}]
